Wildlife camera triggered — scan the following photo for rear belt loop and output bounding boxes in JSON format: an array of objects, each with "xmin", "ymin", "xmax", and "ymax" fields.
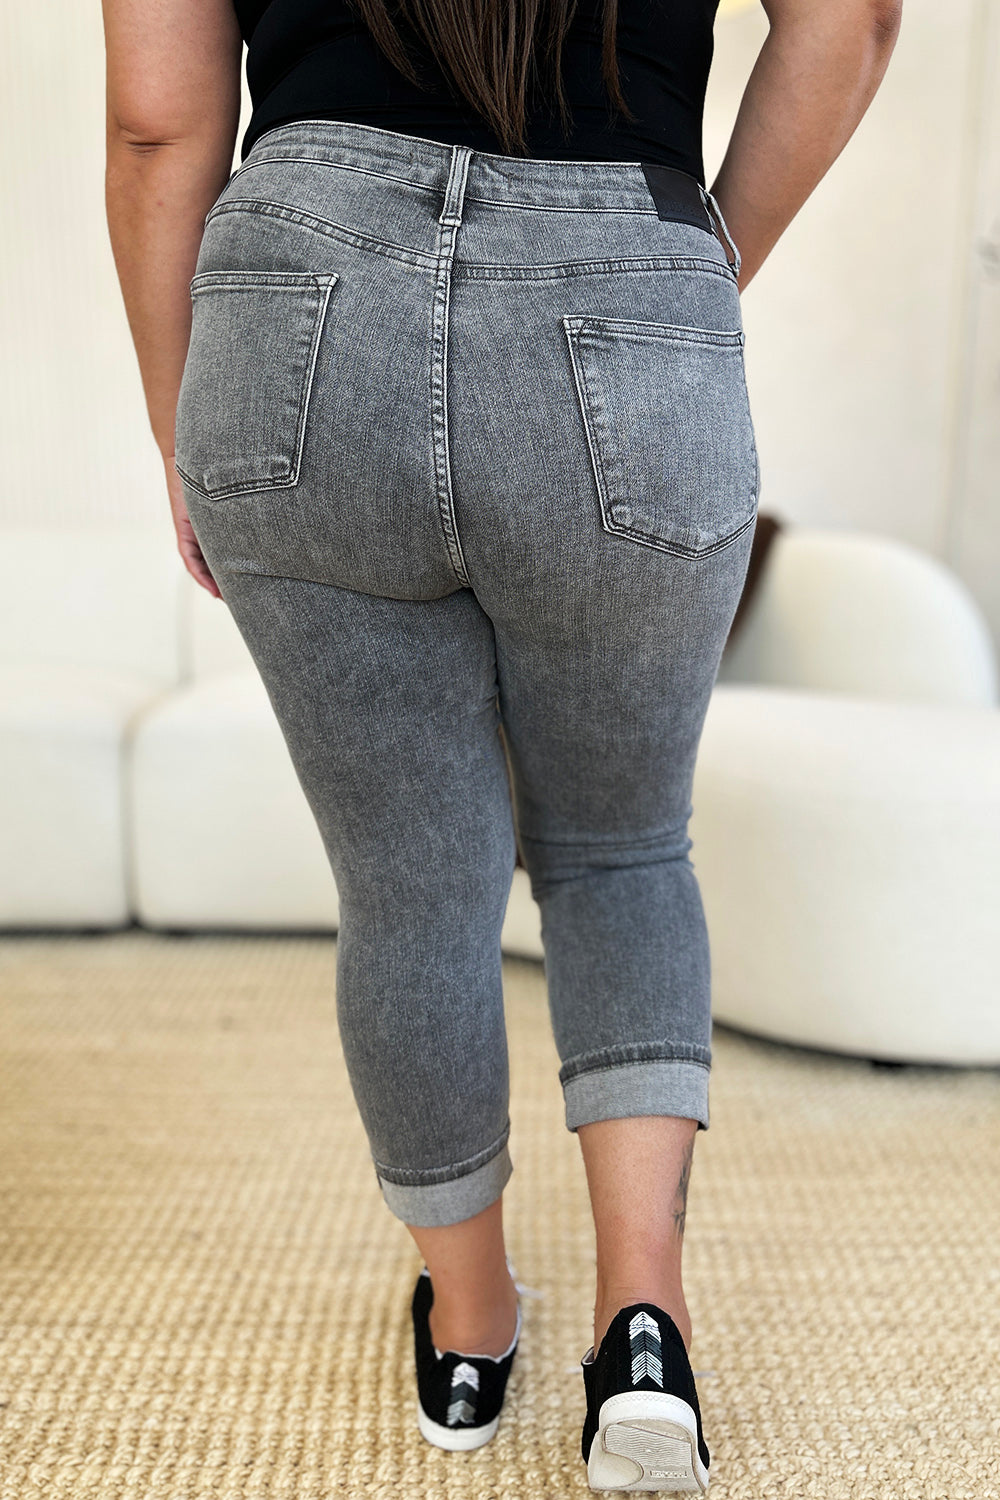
[
  {"xmin": 700, "ymin": 185, "xmax": 741, "ymax": 279},
  {"xmin": 439, "ymin": 144, "xmax": 473, "ymax": 227}
]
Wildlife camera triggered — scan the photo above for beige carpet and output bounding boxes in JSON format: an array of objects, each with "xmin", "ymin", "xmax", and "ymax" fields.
[{"xmin": 0, "ymin": 932, "xmax": 997, "ymax": 1500}]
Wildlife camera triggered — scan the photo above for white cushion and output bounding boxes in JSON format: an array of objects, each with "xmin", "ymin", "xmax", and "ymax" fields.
[
  {"xmin": 0, "ymin": 527, "xmax": 184, "ymax": 684},
  {"xmin": 129, "ymin": 671, "xmax": 340, "ymax": 929},
  {"xmin": 0, "ymin": 664, "xmax": 167, "ymax": 924},
  {"xmin": 501, "ymin": 868, "xmax": 543, "ymax": 960},
  {"xmin": 691, "ymin": 685, "xmax": 1000, "ymax": 1063},
  {"xmin": 719, "ymin": 529, "xmax": 998, "ymax": 706}
]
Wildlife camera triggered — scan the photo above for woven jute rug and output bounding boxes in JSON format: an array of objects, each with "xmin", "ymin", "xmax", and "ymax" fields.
[{"xmin": 0, "ymin": 931, "xmax": 997, "ymax": 1499}]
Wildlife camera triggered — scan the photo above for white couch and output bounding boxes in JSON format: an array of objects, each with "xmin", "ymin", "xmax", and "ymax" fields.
[
  {"xmin": 2, "ymin": 524, "xmax": 998, "ymax": 1064},
  {"xmin": 0, "ymin": 531, "xmax": 181, "ymax": 925},
  {"xmin": 697, "ymin": 530, "xmax": 1000, "ymax": 1063}
]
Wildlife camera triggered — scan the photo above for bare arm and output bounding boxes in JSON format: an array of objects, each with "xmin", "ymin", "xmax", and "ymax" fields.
[
  {"xmin": 103, "ymin": 0, "xmax": 242, "ymax": 592},
  {"xmin": 712, "ymin": 0, "xmax": 904, "ymax": 291}
]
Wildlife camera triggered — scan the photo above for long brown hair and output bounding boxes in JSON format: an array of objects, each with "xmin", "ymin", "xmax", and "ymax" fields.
[{"xmin": 348, "ymin": 0, "xmax": 636, "ymax": 156}]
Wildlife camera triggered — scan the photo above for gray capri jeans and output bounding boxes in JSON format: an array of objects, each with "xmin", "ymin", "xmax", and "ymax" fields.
[{"xmin": 174, "ymin": 119, "xmax": 760, "ymax": 1227}]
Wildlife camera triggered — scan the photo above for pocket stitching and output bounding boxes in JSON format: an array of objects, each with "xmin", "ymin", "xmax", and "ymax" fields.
[
  {"xmin": 176, "ymin": 271, "xmax": 339, "ymax": 501},
  {"xmin": 563, "ymin": 315, "xmax": 757, "ymax": 559},
  {"xmin": 564, "ymin": 314, "xmax": 744, "ymax": 349}
]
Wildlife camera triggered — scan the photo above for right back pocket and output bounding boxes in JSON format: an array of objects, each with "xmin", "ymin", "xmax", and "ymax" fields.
[{"xmin": 563, "ymin": 314, "xmax": 759, "ymax": 559}]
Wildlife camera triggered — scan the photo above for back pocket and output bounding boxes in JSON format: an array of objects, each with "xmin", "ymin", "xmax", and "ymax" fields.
[
  {"xmin": 563, "ymin": 315, "xmax": 758, "ymax": 558},
  {"xmin": 175, "ymin": 271, "xmax": 339, "ymax": 501}
]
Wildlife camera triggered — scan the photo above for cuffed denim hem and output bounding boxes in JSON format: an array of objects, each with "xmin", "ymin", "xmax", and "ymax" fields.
[
  {"xmin": 375, "ymin": 1137, "xmax": 514, "ymax": 1228},
  {"xmin": 562, "ymin": 1058, "xmax": 710, "ymax": 1133}
]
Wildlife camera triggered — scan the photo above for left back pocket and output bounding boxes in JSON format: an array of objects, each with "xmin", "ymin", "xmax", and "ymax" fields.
[{"xmin": 175, "ymin": 271, "xmax": 339, "ymax": 501}]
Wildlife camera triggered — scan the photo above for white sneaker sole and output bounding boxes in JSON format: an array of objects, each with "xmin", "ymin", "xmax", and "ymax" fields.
[
  {"xmin": 417, "ymin": 1402, "xmax": 501, "ymax": 1451},
  {"xmin": 587, "ymin": 1391, "xmax": 710, "ymax": 1493}
]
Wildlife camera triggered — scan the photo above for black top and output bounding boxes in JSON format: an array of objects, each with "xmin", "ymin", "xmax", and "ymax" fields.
[{"xmin": 233, "ymin": 0, "xmax": 720, "ymax": 182}]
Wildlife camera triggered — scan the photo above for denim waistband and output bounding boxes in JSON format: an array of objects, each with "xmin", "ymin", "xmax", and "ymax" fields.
[
  {"xmin": 234, "ymin": 118, "xmax": 741, "ymax": 273},
  {"xmin": 240, "ymin": 115, "xmax": 706, "ymax": 213}
]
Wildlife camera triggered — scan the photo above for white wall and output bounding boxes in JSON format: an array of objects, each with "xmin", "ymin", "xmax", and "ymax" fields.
[
  {"xmin": 705, "ymin": 0, "xmax": 1000, "ymax": 646},
  {"xmin": 2, "ymin": 1, "xmax": 998, "ymax": 646}
]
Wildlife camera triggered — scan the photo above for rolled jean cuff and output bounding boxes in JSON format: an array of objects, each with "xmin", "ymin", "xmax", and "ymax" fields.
[
  {"xmin": 561, "ymin": 1055, "xmax": 710, "ymax": 1133},
  {"xmin": 375, "ymin": 1131, "xmax": 513, "ymax": 1228}
]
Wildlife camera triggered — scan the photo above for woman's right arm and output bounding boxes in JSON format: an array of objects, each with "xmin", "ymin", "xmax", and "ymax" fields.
[
  {"xmin": 102, "ymin": 0, "xmax": 243, "ymax": 595},
  {"xmin": 710, "ymin": 0, "xmax": 904, "ymax": 291}
]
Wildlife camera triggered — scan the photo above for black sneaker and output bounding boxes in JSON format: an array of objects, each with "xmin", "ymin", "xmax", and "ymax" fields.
[
  {"xmin": 412, "ymin": 1267, "xmax": 522, "ymax": 1451},
  {"xmin": 581, "ymin": 1303, "xmax": 710, "ymax": 1492}
]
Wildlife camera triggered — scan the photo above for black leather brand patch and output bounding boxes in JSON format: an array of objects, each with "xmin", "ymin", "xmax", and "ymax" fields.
[{"xmin": 639, "ymin": 162, "xmax": 713, "ymax": 234}]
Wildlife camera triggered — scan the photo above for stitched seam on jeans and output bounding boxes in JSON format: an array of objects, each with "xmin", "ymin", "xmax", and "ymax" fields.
[
  {"xmin": 560, "ymin": 1048, "xmax": 712, "ymax": 1087},
  {"xmin": 568, "ymin": 319, "xmax": 743, "ymax": 348},
  {"xmin": 517, "ymin": 826, "xmax": 692, "ymax": 852},
  {"xmin": 458, "ymin": 256, "xmax": 735, "ymax": 283},
  {"xmin": 204, "ymin": 199, "xmax": 441, "ymax": 270},
  {"xmin": 200, "ymin": 203, "xmax": 732, "ymax": 284},
  {"xmin": 607, "ymin": 514, "xmax": 757, "ymax": 560},
  {"xmin": 231, "ymin": 154, "xmax": 444, "ymax": 198},
  {"xmin": 563, "ymin": 318, "xmax": 610, "ymax": 550},
  {"xmin": 374, "ymin": 1125, "xmax": 511, "ymax": 1188},
  {"xmin": 567, "ymin": 319, "xmax": 616, "ymax": 544},
  {"xmin": 461, "ymin": 199, "xmax": 703, "ymax": 219},
  {"xmin": 428, "ymin": 205, "xmax": 472, "ymax": 588}
]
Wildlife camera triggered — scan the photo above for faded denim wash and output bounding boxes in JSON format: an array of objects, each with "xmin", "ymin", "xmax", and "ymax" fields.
[{"xmin": 174, "ymin": 119, "xmax": 760, "ymax": 1228}]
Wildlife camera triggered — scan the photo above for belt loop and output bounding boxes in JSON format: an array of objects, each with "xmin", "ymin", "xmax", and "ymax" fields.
[
  {"xmin": 439, "ymin": 144, "xmax": 473, "ymax": 227},
  {"xmin": 700, "ymin": 185, "xmax": 742, "ymax": 279}
]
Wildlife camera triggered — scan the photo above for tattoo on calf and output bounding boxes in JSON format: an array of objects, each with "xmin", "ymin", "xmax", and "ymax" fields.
[{"xmin": 673, "ymin": 1136, "xmax": 694, "ymax": 1237}]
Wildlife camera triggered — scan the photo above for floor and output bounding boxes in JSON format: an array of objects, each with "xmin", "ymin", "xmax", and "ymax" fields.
[{"xmin": 0, "ymin": 930, "xmax": 997, "ymax": 1499}]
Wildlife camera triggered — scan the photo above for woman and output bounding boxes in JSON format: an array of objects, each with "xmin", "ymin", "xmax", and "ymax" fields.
[{"xmin": 103, "ymin": 0, "xmax": 901, "ymax": 1488}]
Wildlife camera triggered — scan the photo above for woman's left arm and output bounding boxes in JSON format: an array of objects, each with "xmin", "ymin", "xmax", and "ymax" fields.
[{"xmin": 103, "ymin": 0, "xmax": 243, "ymax": 593}]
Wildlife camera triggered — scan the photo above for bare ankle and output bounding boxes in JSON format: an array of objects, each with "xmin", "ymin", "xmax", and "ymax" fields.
[
  {"xmin": 577, "ymin": 1116, "xmax": 699, "ymax": 1355},
  {"xmin": 428, "ymin": 1268, "xmax": 520, "ymax": 1358},
  {"xmin": 406, "ymin": 1196, "xmax": 520, "ymax": 1356}
]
